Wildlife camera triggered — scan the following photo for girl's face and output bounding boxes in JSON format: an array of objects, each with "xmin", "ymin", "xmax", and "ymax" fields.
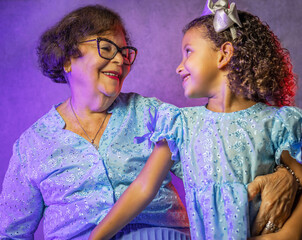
[
  {"xmin": 66, "ymin": 29, "xmax": 131, "ymax": 101},
  {"xmin": 176, "ymin": 27, "xmax": 221, "ymax": 98}
]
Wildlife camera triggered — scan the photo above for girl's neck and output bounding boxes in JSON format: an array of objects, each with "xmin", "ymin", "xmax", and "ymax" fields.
[{"xmin": 206, "ymin": 82, "xmax": 257, "ymax": 113}]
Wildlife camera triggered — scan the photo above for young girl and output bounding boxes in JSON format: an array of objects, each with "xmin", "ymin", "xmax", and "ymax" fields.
[{"xmin": 89, "ymin": 1, "xmax": 302, "ymax": 239}]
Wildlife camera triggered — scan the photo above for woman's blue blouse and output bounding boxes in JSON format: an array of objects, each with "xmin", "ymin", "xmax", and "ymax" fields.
[{"xmin": 0, "ymin": 93, "xmax": 189, "ymax": 240}]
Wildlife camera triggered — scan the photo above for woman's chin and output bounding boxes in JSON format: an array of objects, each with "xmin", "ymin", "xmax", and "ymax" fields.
[{"xmin": 102, "ymin": 88, "xmax": 121, "ymax": 98}]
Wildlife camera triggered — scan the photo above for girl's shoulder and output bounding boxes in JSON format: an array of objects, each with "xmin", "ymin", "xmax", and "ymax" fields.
[
  {"xmin": 274, "ymin": 105, "xmax": 302, "ymax": 120},
  {"xmin": 260, "ymin": 104, "xmax": 302, "ymax": 124},
  {"xmin": 271, "ymin": 105, "xmax": 302, "ymax": 135}
]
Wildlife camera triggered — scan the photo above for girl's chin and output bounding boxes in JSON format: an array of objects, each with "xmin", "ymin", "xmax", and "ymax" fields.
[
  {"xmin": 184, "ymin": 89, "xmax": 196, "ymax": 99},
  {"xmin": 184, "ymin": 91, "xmax": 205, "ymax": 99}
]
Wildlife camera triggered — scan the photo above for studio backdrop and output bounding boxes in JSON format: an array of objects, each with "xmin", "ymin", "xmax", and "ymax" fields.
[{"xmin": 0, "ymin": 0, "xmax": 301, "ymax": 238}]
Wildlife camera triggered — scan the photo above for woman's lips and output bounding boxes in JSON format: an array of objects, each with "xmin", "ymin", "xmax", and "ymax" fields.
[{"xmin": 102, "ymin": 71, "xmax": 120, "ymax": 81}]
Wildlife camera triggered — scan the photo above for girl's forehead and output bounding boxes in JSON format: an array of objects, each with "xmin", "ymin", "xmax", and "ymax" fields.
[{"xmin": 182, "ymin": 27, "xmax": 207, "ymax": 46}]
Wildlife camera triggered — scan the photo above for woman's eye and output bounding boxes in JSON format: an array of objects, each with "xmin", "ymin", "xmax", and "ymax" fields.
[{"xmin": 101, "ymin": 46, "xmax": 111, "ymax": 52}]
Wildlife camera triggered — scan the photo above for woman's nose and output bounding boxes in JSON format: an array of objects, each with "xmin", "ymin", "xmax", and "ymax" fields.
[{"xmin": 112, "ymin": 51, "xmax": 124, "ymax": 66}]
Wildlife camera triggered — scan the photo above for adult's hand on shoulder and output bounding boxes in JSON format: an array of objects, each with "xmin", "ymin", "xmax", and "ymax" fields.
[{"xmin": 247, "ymin": 167, "xmax": 298, "ymax": 236}]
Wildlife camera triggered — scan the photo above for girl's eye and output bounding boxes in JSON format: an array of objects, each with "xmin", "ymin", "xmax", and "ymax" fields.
[{"xmin": 185, "ymin": 48, "xmax": 192, "ymax": 56}]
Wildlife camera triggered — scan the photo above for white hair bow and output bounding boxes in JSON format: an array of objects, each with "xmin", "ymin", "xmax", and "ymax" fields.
[{"xmin": 202, "ymin": 0, "xmax": 242, "ymax": 39}]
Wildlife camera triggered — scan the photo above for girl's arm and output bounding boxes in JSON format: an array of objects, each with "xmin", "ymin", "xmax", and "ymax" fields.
[{"xmin": 89, "ymin": 140, "xmax": 174, "ymax": 240}]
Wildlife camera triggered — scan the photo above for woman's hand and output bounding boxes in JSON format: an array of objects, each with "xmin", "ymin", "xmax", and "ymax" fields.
[
  {"xmin": 248, "ymin": 229, "xmax": 299, "ymax": 240},
  {"xmin": 247, "ymin": 167, "xmax": 298, "ymax": 236}
]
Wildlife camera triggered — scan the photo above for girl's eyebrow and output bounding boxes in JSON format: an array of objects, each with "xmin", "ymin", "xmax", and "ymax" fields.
[{"xmin": 183, "ymin": 43, "xmax": 190, "ymax": 50}]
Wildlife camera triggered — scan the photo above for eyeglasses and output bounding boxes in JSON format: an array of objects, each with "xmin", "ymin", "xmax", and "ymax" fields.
[{"xmin": 79, "ymin": 37, "xmax": 137, "ymax": 65}]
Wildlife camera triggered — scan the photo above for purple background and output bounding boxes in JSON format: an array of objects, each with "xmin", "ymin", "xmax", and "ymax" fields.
[{"xmin": 0, "ymin": 0, "xmax": 301, "ymax": 238}]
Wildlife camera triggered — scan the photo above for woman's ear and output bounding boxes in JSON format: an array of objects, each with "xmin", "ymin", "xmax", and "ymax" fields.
[
  {"xmin": 63, "ymin": 60, "xmax": 72, "ymax": 73},
  {"xmin": 217, "ymin": 42, "xmax": 234, "ymax": 69}
]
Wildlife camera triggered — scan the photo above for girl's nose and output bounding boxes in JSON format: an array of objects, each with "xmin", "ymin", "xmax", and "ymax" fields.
[{"xmin": 176, "ymin": 63, "xmax": 184, "ymax": 74}]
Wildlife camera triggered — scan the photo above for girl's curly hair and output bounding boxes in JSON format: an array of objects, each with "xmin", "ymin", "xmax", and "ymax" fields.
[
  {"xmin": 37, "ymin": 5, "xmax": 131, "ymax": 84},
  {"xmin": 184, "ymin": 11, "xmax": 297, "ymax": 106}
]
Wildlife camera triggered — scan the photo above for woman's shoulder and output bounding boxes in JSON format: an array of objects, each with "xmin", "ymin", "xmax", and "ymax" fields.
[
  {"xmin": 18, "ymin": 105, "xmax": 63, "ymax": 143},
  {"xmin": 179, "ymin": 105, "xmax": 207, "ymax": 121},
  {"xmin": 113, "ymin": 92, "xmax": 163, "ymax": 109},
  {"xmin": 118, "ymin": 92, "xmax": 161, "ymax": 105}
]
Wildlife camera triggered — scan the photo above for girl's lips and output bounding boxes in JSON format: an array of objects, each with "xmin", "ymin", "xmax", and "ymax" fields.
[
  {"xmin": 182, "ymin": 74, "xmax": 190, "ymax": 88},
  {"xmin": 181, "ymin": 74, "xmax": 191, "ymax": 88},
  {"xmin": 182, "ymin": 74, "xmax": 190, "ymax": 82}
]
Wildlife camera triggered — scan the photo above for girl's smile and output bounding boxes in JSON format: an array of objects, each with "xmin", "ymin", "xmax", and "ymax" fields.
[{"xmin": 176, "ymin": 27, "xmax": 220, "ymax": 99}]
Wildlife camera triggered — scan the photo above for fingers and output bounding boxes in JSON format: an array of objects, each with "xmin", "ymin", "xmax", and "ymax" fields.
[
  {"xmin": 252, "ymin": 202, "xmax": 269, "ymax": 236},
  {"xmin": 261, "ymin": 220, "xmax": 280, "ymax": 235},
  {"xmin": 248, "ymin": 176, "xmax": 263, "ymax": 201},
  {"xmin": 252, "ymin": 195, "xmax": 285, "ymax": 236},
  {"xmin": 254, "ymin": 196, "xmax": 292, "ymax": 236}
]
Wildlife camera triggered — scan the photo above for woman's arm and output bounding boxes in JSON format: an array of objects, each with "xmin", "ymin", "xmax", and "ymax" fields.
[
  {"xmin": 0, "ymin": 140, "xmax": 44, "ymax": 239},
  {"xmin": 248, "ymin": 150, "xmax": 302, "ymax": 238},
  {"xmin": 275, "ymin": 151, "xmax": 302, "ymax": 238},
  {"xmin": 89, "ymin": 140, "xmax": 174, "ymax": 240}
]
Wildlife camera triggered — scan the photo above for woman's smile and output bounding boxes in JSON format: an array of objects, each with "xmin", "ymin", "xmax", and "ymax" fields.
[{"xmin": 102, "ymin": 71, "xmax": 121, "ymax": 81}]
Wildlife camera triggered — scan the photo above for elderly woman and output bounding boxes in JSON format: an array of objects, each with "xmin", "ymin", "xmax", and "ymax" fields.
[{"xmin": 0, "ymin": 5, "xmax": 298, "ymax": 240}]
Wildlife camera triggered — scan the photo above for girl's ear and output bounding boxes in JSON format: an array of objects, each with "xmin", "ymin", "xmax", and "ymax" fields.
[
  {"xmin": 63, "ymin": 60, "xmax": 72, "ymax": 73},
  {"xmin": 217, "ymin": 42, "xmax": 234, "ymax": 69}
]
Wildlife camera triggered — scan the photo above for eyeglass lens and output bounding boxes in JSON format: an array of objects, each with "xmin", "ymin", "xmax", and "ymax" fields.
[{"xmin": 98, "ymin": 40, "xmax": 136, "ymax": 65}]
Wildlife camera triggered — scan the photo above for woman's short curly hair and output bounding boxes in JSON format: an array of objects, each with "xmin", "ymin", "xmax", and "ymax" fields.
[
  {"xmin": 37, "ymin": 5, "xmax": 130, "ymax": 84},
  {"xmin": 183, "ymin": 11, "xmax": 297, "ymax": 106}
]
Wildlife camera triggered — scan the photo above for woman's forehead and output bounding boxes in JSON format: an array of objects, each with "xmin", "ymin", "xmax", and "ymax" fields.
[{"xmin": 81, "ymin": 29, "xmax": 126, "ymax": 43}]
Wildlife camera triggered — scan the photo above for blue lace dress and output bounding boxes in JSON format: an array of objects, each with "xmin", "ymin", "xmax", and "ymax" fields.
[{"xmin": 138, "ymin": 103, "xmax": 302, "ymax": 240}]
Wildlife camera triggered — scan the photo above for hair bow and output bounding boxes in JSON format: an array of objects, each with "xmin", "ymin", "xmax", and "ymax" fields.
[{"xmin": 202, "ymin": 0, "xmax": 242, "ymax": 40}]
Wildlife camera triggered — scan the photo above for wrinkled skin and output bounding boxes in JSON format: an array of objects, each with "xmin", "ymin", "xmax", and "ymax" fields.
[{"xmin": 248, "ymin": 167, "xmax": 298, "ymax": 237}]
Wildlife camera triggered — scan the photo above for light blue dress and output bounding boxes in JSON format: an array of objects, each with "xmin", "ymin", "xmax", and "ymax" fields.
[
  {"xmin": 141, "ymin": 103, "xmax": 302, "ymax": 240},
  {"xmin": 0, "ymin": 93, "xmax": 190, "ymax": 240}
]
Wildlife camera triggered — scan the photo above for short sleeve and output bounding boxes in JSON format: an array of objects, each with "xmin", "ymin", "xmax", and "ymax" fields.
[
  {"xmin": 0, "ymin": 139, "xmax": 44, "ymax": 239},
  {"xmin": 272, "ymin": 106, "xmax": 302, "ymax": 164},
  {"xmin": 134, "ymin": 103, "xmax": 184, "ymax": 162}
]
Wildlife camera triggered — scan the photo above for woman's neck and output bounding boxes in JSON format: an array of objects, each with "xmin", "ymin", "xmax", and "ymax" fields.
[{"xmin": 69, "ymin": 90, "xmax": 117, "ymax": 118}]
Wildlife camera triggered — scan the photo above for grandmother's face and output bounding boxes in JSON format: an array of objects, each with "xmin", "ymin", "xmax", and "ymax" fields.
[{"xmin": 66, "ymin": 29, "xmax": 131, "ymax": 100}]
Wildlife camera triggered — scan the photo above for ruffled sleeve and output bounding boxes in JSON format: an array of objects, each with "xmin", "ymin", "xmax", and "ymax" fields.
[
  {"xmin": 134, "ymin": 103, "xmax": 183, "ymax": 161},
  {"xmin": 272, "ymin": 106, "xmax": 302, "ymax": 164}
]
